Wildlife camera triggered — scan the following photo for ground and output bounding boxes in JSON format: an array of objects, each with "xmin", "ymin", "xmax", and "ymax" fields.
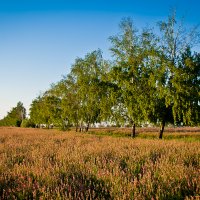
[{"xmin": 0, "ymin": 127, "xmax": 199, "ymax": 199}]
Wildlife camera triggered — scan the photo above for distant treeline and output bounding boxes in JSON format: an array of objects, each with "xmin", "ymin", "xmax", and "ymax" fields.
[
  {"xmin": 0, "ymin": 102, "xmax": 26, "ymax": 127},
  {"xmin": 1, "ymin": 11, "xmax": 200, "ymax": 139}
]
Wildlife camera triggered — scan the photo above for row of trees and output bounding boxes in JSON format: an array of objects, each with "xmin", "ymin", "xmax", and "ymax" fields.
[{"xmin": 28, "ymin": 12, "xmax": 200, "ymax": 138}]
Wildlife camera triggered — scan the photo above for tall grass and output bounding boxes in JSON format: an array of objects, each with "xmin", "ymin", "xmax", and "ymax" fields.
[{"xmin": 0, "ymin": 127, "xmax": 199, "ymax": 199}]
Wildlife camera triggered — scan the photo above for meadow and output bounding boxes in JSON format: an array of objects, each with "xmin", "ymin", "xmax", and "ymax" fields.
[{"xmin": 0, "ymin": 127, "xmax": 199, "ymax": 199}]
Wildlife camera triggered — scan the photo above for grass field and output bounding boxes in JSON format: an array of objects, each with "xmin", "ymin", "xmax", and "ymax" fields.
[{"xmin": 0, "ymin": 127, "xmax": 199, "ymax": 199}]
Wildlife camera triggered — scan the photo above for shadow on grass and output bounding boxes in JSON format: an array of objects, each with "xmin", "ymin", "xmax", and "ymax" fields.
[
  {"xmin": 58, "ymin": 170, "xmax": 113, "ymax": 199},
  {"xmin": 0, "ymin": 169, "xmax": 113, "ymax": 199}
]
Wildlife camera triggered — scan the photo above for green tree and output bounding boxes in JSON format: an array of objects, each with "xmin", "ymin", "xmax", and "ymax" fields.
[
  {"xmin": 0, "ymin": 101, "xmax": 26, "ymax": 127},
  {"xmin": 30, "ymin": 93, "xmax": 62, "ymax": 129},
  {"xmin": 29, "ymin": 96, "xmax": 45, "ymax": 127},
  {"xmin": 109, "ymin": 18, "xmax": 158, "ymax": 136},
  {"xmin": 70, "ymin": 50, "xmax": 108, "ymax": 131},
  {"xmin": 172, "ymin": 47, "xmax": 200, "ymax": 125},
  {"xmin": 48, "ymin": 76, "xmax": 80, "ymax": 130},
  {"xmin": 153, "ymin": 10, "xmax": 200, "ymax": 138}
]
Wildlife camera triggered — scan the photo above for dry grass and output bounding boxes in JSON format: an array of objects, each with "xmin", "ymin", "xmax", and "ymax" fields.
[{"xmin": 0, "ymin": 127, "xmax": 199, "ymax": 199}]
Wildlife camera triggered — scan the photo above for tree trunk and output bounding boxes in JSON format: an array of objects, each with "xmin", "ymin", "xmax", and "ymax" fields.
[
  {"xmin": 79, "ymin": 120, "xmax": 83, "ymax": 132},
  {"xmin": 76, "ymin": 122, "xmax": 78, "ymax": 132},
  {"xmin": 131, "ymin": 123, "xmax": 136, "ymax": 137},
  {"xmin": 159, "ymin": 120, "xmax": 165, "ymax": 139},
  {"xmin": 85, "ymin": 122, "xmax": 90, "ymax": 132}
]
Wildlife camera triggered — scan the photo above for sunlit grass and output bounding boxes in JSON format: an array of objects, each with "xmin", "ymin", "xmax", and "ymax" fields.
[
  {"xmin": 86, "ymin": 127, "xmax": 200, "ymax": 141},
  {"xmin": 0, "ymin": 127, "xmax": 199, "ymax": 199}
]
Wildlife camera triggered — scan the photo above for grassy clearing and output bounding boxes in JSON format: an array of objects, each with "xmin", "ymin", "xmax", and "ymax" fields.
[
  {"xmin": 0, "ymin": 127, "xmax": 199, "ymax": 199},
  {"xmin": 86, "ymin": 127, "xmax": 200, "ymax": 141}
]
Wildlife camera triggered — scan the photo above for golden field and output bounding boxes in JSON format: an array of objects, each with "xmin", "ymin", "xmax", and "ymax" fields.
[{"xmin": 0, "ymin": 127, "xmax": 199, "ymax": 199}]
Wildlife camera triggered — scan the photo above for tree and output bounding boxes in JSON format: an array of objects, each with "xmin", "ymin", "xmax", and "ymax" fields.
[
  {"xmin": 48, "ymin": 75, "xmax": 80, "ymax": 130},
  {"xmin": 29, "ymin": 93, "xmax": 62, "ymax": 129},
  {"xmin": 69, "ymin": 50, "xmax": 108, "ymax": 131},
  {"xmin": 153, "ymin": 10, "xmax": 200, "ymax": 138},
  {"xmin": 109, "ymin": 18, "xmax": 158, "ymax": 136},
  {"xmin": 45, "ymin": 50, "xmax": 110, "ymax": 132},
  {"xmin": 109, "ymin": 12, "xmax": 200, "ymax": 139},
  {"xmin": 172, "ymin": 47, "xmax": 200, "ymax": 125},
  {"xmin": 0, "ymin": 101, "xmax": 26, "ymax": 127},
  {"xmin": 29, "ymin": 96, "xmax": 45, "ymax": 127}
]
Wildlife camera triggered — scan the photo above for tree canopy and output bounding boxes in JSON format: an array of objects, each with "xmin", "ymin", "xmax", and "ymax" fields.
[
  {"xmin": 28, "ymin": 11, "xmax": 200, "ymax": 138},
  {"xmin": 0, "ymin": 102, "xmax": 26, "ymax": 127}
]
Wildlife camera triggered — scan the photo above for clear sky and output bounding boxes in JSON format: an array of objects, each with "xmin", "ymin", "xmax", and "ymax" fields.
[{"xmin": 0, "ymin": 0, "xmax": 200, "ymax": 119}]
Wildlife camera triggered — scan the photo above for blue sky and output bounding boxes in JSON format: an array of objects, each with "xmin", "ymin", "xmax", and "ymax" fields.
[{"xmin": 0, "ymin": 0, "xmax": 200, "ymax": 119}]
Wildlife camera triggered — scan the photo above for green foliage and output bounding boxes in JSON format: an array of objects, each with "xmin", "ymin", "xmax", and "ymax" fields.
[
  {"xmin": 172, "ymin": 48, "xmax": 200, "ymax": 125},
  {"xmin": 148, "ymin": 11, "xmax": 200, "ymax": 138},
  {"xmin": 20, "ymin": 119, "xmax": 35, "ymax": 128},
  {"xmin": 29, "ymin": 94, "xmax": 62, "ymax": 128},
  {"xmin": 28, "ymin": 10, "xmax": 200, "ymax": 138},
  {"xmin": 0, "ymin": 102, "xmax": 26, "ymax": 127},
  {"xmin": 69, "ymin": 50, "xmax": 109, "ymax": 130},
  {"xmin": 30, "ymin": 50, "xmax": 110, "ymax": 131},
  {"xmin": 109, "ymin": 18, "xmax": 159, "ymax": 128}
]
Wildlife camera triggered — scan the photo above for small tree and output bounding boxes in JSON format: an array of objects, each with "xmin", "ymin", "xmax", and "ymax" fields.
[{"xmin": 0, "ymin": 101, "xmax": 26, "ymax": 127}]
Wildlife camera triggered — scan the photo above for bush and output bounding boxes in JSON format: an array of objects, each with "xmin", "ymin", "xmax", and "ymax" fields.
[{"xmin": 20, "ymin": 119, "xmax": 35, "ymax": 128}]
